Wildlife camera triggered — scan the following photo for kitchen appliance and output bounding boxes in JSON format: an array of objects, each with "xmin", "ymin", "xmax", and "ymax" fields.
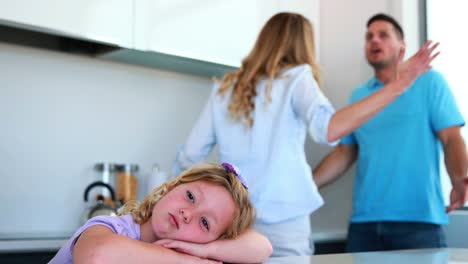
[
  {"xmin": 94, "ymin": 162, "xmax": 117, "ymax": 198},
  {"xmin": 83, "ymin": 181, "xmax": 119, "ymax": 221}
]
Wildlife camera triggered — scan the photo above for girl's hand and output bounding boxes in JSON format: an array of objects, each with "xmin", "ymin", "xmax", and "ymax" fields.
[
  {"xmin": 155, "ymin": 239, "xmax": 210, "ymax": 259},
  {"xmin": 192, "ymin": 258, "xmax": 222, "ymax": 264}
]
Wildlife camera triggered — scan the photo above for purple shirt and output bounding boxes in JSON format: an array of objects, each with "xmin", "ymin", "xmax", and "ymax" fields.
[{"xmin": 48, "ymin": 215, "xmax": 140, "ymax": 264}]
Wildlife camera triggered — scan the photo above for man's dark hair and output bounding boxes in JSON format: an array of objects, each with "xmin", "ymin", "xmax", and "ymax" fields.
[{"xmin": 367, "ymin": 13, "xmax": 404, "ymax": 40}]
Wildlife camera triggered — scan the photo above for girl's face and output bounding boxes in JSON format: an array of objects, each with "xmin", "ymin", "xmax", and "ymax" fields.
[{"xmin": 150, "ymin": 181, "xmax": 237, "ymax": 243}]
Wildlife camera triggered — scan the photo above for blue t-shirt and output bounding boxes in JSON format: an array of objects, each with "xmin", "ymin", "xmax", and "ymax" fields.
[{"xmin": 341, "ymin": 70, "xmax": 465, "ymax": 225}]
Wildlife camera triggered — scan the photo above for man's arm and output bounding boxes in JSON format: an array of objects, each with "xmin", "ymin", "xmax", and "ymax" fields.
[
  {"xmin": 438, "ymin": 126, "xmax": 468, "ymax": 212},
  {"xmin": 313, "ymin": 144, "xmax": 358, "ymax": 188},
  {"xmin": 156, "ymin": 228, "xmax": 273, "ymax": 263}
]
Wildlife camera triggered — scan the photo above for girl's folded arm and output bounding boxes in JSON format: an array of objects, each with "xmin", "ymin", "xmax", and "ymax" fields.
[
  {"xmin": 73, "ymin": 225, "xmax": 218, "ymax": 264},
  {"xmin": 206, "ymin": 228, "xmax": 273, "ymax": 263}
]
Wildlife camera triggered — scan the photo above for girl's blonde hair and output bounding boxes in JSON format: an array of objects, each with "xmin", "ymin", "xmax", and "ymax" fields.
[
  {"xmin": 120, "ymin": 163, "xmax": 255, "ymax": 239},
  {"xmin": 218, "ymin": 12, "xmax": 322, "ymax": 127}
]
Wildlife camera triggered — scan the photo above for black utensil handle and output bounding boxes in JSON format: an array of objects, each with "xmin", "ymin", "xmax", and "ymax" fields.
[{"xmin": 83, "ymin": 181, "xmax": 116, "ymax": 202}]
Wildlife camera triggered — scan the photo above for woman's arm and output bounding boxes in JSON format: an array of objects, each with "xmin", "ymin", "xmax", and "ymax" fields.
[
  {"xmin": 327, "ymin": 41, "xmax": 439, "ymax": 142},
  {"xmin": 156, "ymin": 228, "xmax": 273, "ymax": 263},
  {"xmin": 73, "ymin": 226, "xmax": 221, "ymax": 264}
]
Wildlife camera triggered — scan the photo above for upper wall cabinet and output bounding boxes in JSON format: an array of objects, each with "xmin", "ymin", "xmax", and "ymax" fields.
[
  {"xmin": 0, "ymin": 0, "xmax": 134, "ymax": 48},
  {"xmin": 0, "ymin": 0, "xmax": 319, "ymax": 74},
  {"xmin": 134, "ymin": 0, "xmax": 319, "ymax": 67}
]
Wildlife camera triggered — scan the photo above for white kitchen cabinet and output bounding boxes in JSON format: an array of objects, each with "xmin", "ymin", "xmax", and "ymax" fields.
[
  {"xmin": 0, "ymin": 0, "xmax": 133, "ymax": 48},
  {"xmin": 134, "ymin": 0, "xmax": 319, "ymax": 67},
  {"xmin": 0, "ymin": 0, "xmax": 319, "ymax": 72}
]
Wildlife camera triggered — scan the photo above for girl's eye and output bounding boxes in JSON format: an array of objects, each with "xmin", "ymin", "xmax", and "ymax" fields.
[
  {"xmin": 201, "ymin": 217, "xmax": 210, "ymax": 231},
  {"xmin": 186, "ymin": 190, "xmax": 195, "ymax": 202}
]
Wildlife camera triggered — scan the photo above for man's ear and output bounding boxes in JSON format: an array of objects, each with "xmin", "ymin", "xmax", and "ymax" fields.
[
  {"xmin": 401, "ymin": 40, "xmax": 407, "ymax": 53},
  {"xmin": 398, "ymin": 40, "xmax": 407, "ymax": 63}
]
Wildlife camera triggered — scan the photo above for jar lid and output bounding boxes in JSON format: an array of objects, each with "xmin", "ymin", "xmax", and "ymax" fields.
[
  {"xmin": 116, "ymin": 164, "xmax": 139, "ymax": 173},
  {"xmin": 94, "ymin": 163, "xmax": 117, "ymax": 172}
]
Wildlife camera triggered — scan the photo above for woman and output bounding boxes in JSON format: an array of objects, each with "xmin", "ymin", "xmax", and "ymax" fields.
[{"xmin": 174, "ymin": 12, "xmax": 438, "ymax": 256}]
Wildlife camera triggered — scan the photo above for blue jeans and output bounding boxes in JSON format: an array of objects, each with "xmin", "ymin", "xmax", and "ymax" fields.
[{"xmin": 346, "ymin": 222, "xmax": 447, "ymax": 253}]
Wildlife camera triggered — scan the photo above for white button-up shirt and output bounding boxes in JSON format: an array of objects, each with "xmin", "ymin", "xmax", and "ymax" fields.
[{"xmin": 174, "ymin": 64, "xmax": 336, "ymax": 224}]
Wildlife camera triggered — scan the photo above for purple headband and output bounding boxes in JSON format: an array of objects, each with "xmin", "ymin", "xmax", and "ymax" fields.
[{"xmin": 221, "ymin": 162, "xmax": 248, "ymax": 189}]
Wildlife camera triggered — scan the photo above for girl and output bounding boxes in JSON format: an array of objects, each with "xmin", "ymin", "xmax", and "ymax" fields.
[
  {"xmin": 49, "ymin": 162, "xmax": 272, "ymax": 263},
  {"xmin": 173, "ymin": 12, "xmax": 439, "ymax": 256}
]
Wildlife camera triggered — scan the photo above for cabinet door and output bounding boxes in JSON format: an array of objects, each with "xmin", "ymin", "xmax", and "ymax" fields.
[
  {"xmin": 0, "ymin": 0, "xmax": 134, "ymax": 48},
  {"xmin": 134, "ymin": 0, "xmax": 319, "ymax": 67}
]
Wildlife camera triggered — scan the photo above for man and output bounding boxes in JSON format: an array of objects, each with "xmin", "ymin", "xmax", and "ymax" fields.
[{"xmin": 313, "ymin": 13, "xmax": 468, "ymax": 252}]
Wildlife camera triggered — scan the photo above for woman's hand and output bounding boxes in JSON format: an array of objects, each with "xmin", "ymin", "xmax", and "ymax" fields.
[
  {"xmin": 396, "ymin": 40, "xmax": 440, "ymax": 92},
  {"xmin": 155, "ymin": 239, "xmax": 211, "ymax": 259}
]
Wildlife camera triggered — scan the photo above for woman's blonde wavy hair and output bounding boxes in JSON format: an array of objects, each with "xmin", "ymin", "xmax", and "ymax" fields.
[
  {"xmin": 218, "ymin": 12, "xmax": 321, "ymax": 127},
  {"xmin": 119, "ymin": 163, "xmax": 255, "ymax": 239}
]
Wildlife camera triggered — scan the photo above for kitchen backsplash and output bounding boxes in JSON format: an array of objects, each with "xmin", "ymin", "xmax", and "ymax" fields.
[{"xmin": 0, "ymin": 42, "xmax": 213, "ymax": 238}]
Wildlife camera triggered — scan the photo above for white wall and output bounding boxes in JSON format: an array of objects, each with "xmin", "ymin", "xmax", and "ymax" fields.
[{"xmin": 0, "ymin": 42, "xmax": 212, "ymax": 238}]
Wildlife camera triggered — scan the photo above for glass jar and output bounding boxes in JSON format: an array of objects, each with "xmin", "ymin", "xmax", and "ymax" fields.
[{"xmin": 115, "ymin": 164, "xmax": 139, "ymax": 204}]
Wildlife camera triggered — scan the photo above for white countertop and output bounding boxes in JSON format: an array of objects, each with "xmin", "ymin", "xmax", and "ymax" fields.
[
  {"xmin": 0, "ymin": 231, "xmax": 71, "ymax": 253},
  {"xmin": 0, "ymin": 238, "xmax": 68, "ymax": 253},
  {"xmin": 312, "ymin": 230, "xmax": 347, "ymax": 242},
  {"xmin": 0, "ymin": 231, "xmax": 344, "ymax": 253},
  {"xmin": 265, "ymin": 248, "xmax": 468, "ymax": 264}
]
